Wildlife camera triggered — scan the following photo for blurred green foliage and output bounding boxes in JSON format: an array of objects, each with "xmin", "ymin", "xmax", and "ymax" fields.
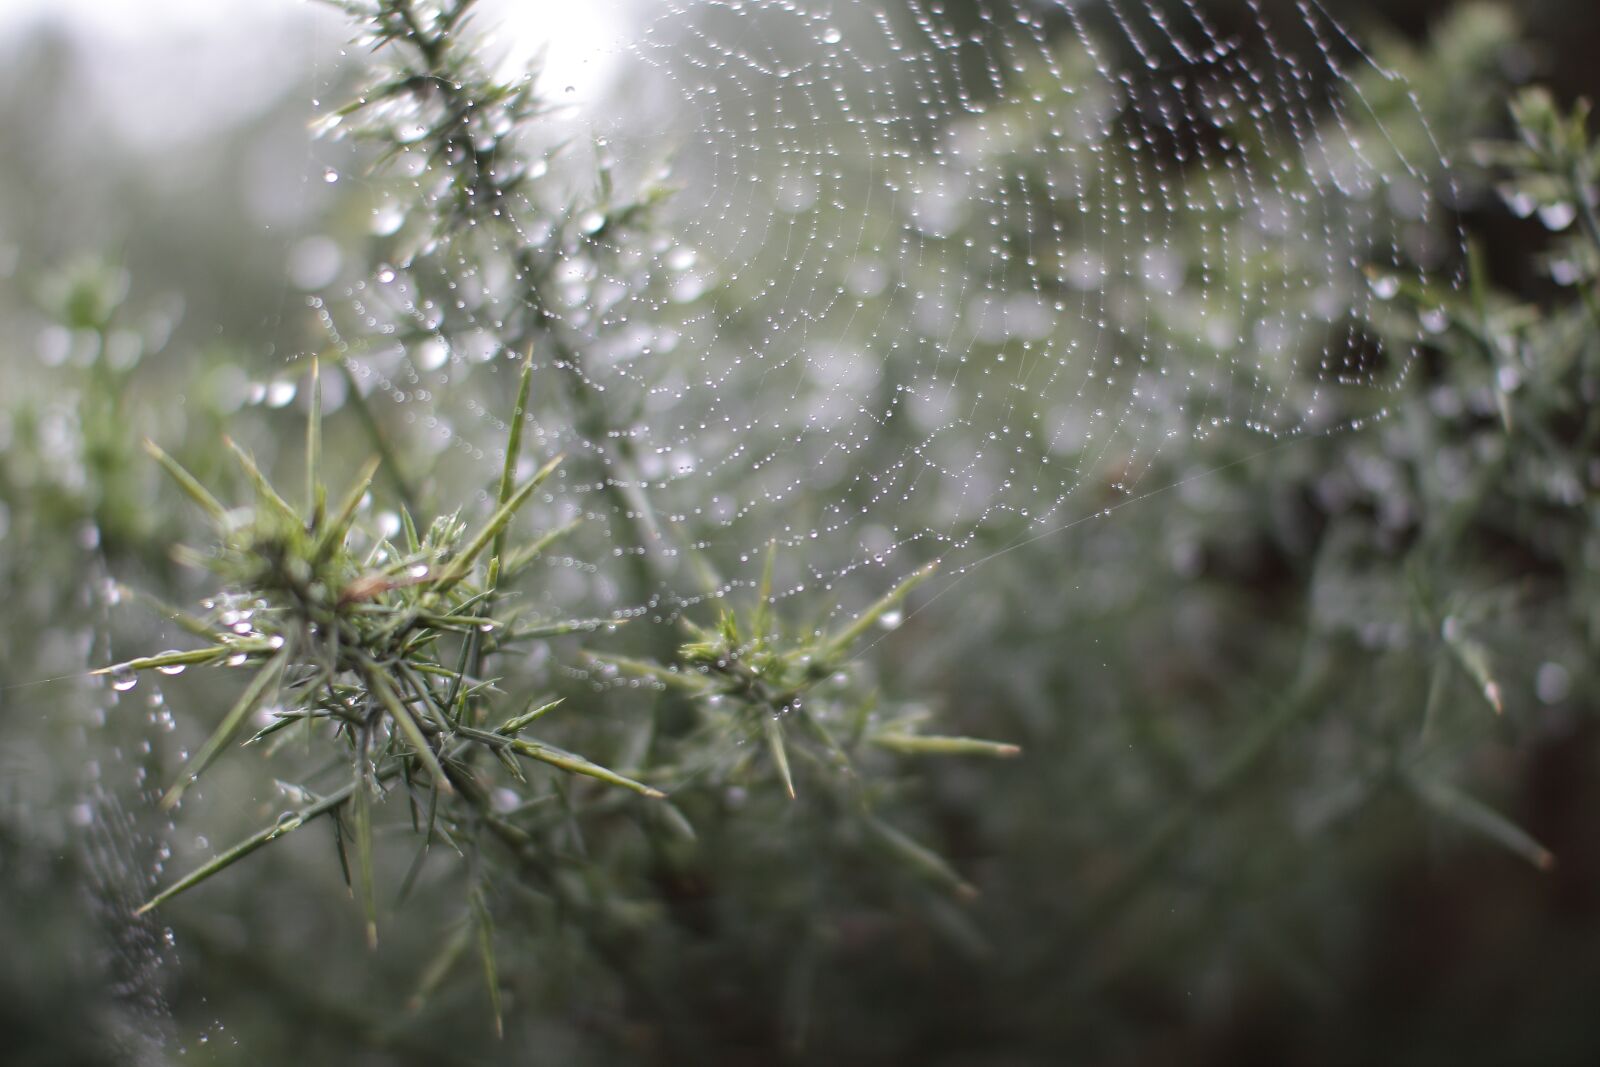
[{"xmin": 2, "ymin": 2, "xmax": 1598, "ymax": 1065}]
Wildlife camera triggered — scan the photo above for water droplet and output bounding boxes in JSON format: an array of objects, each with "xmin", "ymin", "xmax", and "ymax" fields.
[
  {"xmin": 1538, "ymin": 201, "xmax": 1577, "ymax": 232},
  {"xmin": 1550, "ymin": 258, "xmax": 1585, "ymax": 286},
  {"xmin": 323, "ymin": 168, "xmax": 340, "ymax": 184},
  {"xmin": 1497, "ymin": 186, "xmax": 1536, "ymax": 218},
  {"xmin": 415, "ymin": 336, "xmax": 450, "ymax": 371},
  {"xmin": 1367, "ymin": 274, "xmax": 1400, "ymax": 300},
  {"xmin": 1536, "ymin": 662, "xmax": 1571, "ymax": 704},
  {"xmin": 265, "ymin": 380, "xmax": 298, "ymax": 407},
  {"xmin": 110, "ymin": 667, "xmax": 138, "ymax": 692},
  {"xmin": 878, "ymin": 609, "xmax": 904, "ymax": 631},
  {"xmin": 370, "ymin": 203, "xmax": 404, "ymax": 235}
]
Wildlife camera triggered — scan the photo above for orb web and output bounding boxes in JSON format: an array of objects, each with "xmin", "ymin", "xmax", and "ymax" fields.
[{"xmin": 335, "ymin": 0, "xmax": 1457, "ymax": 621}]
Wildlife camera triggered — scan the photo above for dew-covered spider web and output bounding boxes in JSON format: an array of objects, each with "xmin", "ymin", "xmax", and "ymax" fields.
[
  {"xmin": 25, "ymin": 3, "xmax": 1464, "ymax": 1050},
  {"xmin": 325, "ymin": 0, "xmax": 1459, "ymax": 623}
]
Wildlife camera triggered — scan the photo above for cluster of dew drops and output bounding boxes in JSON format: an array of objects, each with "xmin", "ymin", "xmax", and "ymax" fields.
[{"xmin": 304, "ymin": 0, "xmax": 1456, "ymax": 622}]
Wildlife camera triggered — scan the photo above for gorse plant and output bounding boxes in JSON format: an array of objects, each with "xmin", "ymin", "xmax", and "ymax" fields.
[
  {"xmin": 100, "ymin": 0, "xmax": 1021, "ymax": 1038},
  {"xmin": 1067, "ymin": 72, "xmax": 1600, "ymax": 946},
  {"xmin": 12, "ymin": 1, "xmax": 1596, "ymax": 1062},
  {"xmin": 111, "ymin": 348, "xmax": 656, "ymax": 905},
  {"xmin": 319, "ymin": 0, "xmax": 676, "ymax": 586},
  {"xmin": 599, "ymin": 556, "xmax": 1019, "ymax": 898}
]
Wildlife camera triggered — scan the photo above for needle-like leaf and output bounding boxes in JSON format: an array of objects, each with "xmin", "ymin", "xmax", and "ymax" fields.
[
  {"xmin": 161, "ymin": 646, "xmax": 290, "ymax": 810},
  {"xmin": 871, "ymin": 734, "xmax": 1022, "ymax": 759},
  {"xmin": 315, "ymin": 455, "xmax": 383, "ymax": 562},
  {"xmin": 224, "ymin": 436, "xmax": 300, "ymax": 527},
  {"xmin": 765, "ymin": 716, "xmax": 796, "ymax": 800},
  {"xmin": 136, "ymin": 781, "xmax": 357, "ymax": 915},
  {"xmin": 432, "ymin": 454, "xmax": 563, "ymax": 592},
  {"xmin": 507, "ymin": 737, "xmax": 665, "ymax": 799},
  {"xmin": 364, "ymin": 660, "xmax": 453, "ymax": 795},
  {"xmin": 824, "ymin": 562, "xmax": 937, "ymax": 661},
  {"xmin": 471, "ymin": 887, "xmax": 504, "ymax": 1038},
  {"xmin": 144, "ymin": 439, "xmax": 227, "ymax": 523}
]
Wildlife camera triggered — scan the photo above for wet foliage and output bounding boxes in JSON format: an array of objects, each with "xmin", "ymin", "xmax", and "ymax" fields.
[{"xmin": 1, "ymin": 1, "xmax": 1598, "ymax": 1064}]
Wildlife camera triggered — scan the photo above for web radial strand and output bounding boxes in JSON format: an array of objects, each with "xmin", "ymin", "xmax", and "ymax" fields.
[{"xmin": 351, "ymin": 0, "xmax": 1459, "ymax": 622}]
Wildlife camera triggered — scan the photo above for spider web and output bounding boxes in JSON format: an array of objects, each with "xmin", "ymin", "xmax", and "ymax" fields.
[{"xmin": 334, "ymin": 0, "xmax": 1457, "ymax": 622}]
